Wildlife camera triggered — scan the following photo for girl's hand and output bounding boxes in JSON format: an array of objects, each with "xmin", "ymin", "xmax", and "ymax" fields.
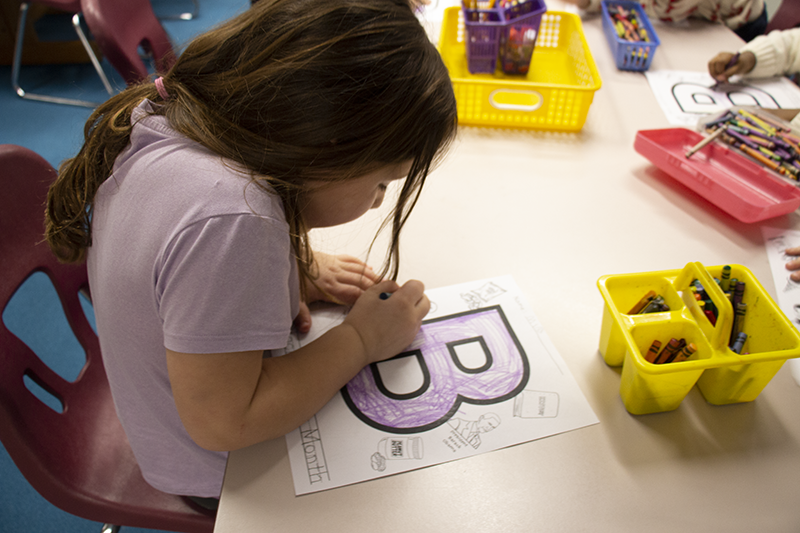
[
  {"xmin": 708, "ymin": 51, "xmax": 756, "ymax": 83},
  {"xmin": 786, "ymin": 246, "xmax": 800, "ymax": 282},
  {"xmin": 305, "ymin": 252, "xmax": 381, "ymax": 305},
  {"xmin": 343, "ymin": 279, "xmax": 430, "ymax": 365}
]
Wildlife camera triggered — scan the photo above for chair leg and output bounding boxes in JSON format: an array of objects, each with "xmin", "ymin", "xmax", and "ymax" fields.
[
  {"xmin": 11, "ymin": 2, "xmax": 110, "ymax": 108},
  {"xmin": 71, "ymin": 13, "xmax": 114, "ymax": 96},
  {"xmin": 100, "ymin": 525, "xmax": 120, "ymax": 533}
]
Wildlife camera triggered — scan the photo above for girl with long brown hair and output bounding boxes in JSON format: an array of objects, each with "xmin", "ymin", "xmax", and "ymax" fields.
[{"xmin": 45, "ymin": 0, "xmax": 456, "ymax": 503}]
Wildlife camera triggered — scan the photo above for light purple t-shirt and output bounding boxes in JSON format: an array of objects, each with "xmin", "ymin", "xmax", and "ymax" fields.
[{"xmin": 87, "ymin": 100, "xmax": 299, "ymax": 498}]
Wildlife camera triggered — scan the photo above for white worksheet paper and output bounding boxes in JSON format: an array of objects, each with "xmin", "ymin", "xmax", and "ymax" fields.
[
  {"xmin": 761, "ymin": 227, "xmax": 800, "ymax": 387},
  {"xmin": 278, "ymin": 275, "xmax": 599, "ymax": 495},
  {"xmin": 645, "ymin": 70, "xmax": 800, "ymax": 127}
]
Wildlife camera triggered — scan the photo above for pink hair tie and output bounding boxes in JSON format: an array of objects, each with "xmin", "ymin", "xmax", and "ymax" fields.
[{"xmin": 154, "ymin": 77, "xmax": 170, "ymax": 100}]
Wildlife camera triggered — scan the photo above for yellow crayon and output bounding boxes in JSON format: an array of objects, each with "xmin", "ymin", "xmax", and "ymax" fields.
[
  {"xmin": 671, "ymin": 343, "xmax": 697, "ymax": 363},
  {"xmin": 758, "ymin": 146, "xmax": 780, "ymax": 161},
  {"xmin": 739, "ymin": 110, "xmax": 776, "ymax": 135},
  {"xmin": 752, "ymin": 109, "xmax": 791, "ymax": 132}
]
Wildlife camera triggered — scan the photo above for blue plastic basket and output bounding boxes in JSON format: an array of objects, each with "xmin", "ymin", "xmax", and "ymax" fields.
[{"xmin": 601, "ymin": 0, "xmax": 660, "ymax": 71}]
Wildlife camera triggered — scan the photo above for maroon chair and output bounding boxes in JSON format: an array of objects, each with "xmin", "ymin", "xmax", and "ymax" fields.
[
  {"xmin": 81, "ymin": 0, "xmax": 176, "ymax": 85},
  {"xmin": 766, "ymin": 0, "xmax": 800, "ymax": 32},
  {"xmin": 0, "ymin": 144, "xmax": 215, "ymax": 533}
]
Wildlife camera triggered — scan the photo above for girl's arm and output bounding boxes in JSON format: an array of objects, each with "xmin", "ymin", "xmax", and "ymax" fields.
[{"xmin": 166, "ymin": 280, "xmax": 429, "ymax": 451}]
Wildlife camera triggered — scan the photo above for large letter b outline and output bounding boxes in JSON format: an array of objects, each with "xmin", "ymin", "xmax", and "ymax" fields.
[{"xmin": 342, "ymin": 306, "xmax": 529, "ymax": 434}]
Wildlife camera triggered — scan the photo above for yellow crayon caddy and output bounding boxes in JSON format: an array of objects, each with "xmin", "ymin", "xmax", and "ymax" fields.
[{"xmin": 597, "ymin": 262, "xmax": 800, "ymax": 415}]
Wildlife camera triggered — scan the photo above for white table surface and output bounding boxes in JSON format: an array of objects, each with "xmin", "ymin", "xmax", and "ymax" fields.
[{"xmin": 214, "ymin": 4, "xmax": 800, "ymax": 531}]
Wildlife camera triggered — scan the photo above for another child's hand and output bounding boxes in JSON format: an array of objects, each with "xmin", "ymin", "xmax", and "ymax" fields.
[
  {"xmin": 305, "ymin": 252, "xmax": 380, "ymax": 305},
  {"xmin": 343, "ymin": 280, "xmax": 430, "ymax": 365},
  {"xmin": 786, "ymin": 246, "xmax": 800, "ymax": 282},
  {"xmin": 708, "ymin": 51, "xmax": 756, "ymax": 82}
]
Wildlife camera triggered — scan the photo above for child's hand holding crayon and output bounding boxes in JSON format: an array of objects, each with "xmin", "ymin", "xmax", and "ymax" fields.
[{"xmin": 708, "ymin": 51, "xmax": 756, "ymax": 83}]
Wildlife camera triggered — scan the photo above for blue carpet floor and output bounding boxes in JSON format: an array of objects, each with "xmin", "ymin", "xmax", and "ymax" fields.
[{"xmin": 1, "ymin": 1, "xmax": 248, "ymax": 531}]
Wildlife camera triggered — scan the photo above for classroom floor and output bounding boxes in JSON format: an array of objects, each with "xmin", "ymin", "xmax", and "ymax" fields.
[{"xmin": 0, "ymin": 2, "xmax": 247, "ymax": 531}]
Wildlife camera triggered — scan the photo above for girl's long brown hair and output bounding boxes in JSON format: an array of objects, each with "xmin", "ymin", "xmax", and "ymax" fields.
[{"xmin": 45, "ymin": 0, "xmax": 457, "ymax": 289}]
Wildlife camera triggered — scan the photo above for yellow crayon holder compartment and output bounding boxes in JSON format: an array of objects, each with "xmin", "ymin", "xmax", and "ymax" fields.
[{"xmin": 597, "ymin": 262, "xmax": 800, "ymax": 414}]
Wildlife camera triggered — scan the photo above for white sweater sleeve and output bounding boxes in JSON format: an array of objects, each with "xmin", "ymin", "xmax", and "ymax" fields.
[{"xmin": 741, "ymin": 28, "xmax": 800, "ymax": 78}]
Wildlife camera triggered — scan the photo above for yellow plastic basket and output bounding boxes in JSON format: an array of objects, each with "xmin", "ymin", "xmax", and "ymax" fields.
[
  {"xmin": 597, "ymin": 262, "xmax": 800, "ymax": 415},
  {"xmin": 438, "ymin": 7, "xmax": 602, "ymax": 131}
]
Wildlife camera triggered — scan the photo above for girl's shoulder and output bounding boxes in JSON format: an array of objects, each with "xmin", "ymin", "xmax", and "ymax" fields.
[{"xmin": 109, "ymin": 105, "xmax": 286, "ymax": 229}]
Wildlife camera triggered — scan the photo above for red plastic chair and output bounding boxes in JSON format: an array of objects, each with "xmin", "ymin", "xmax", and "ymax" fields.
[
  {"xmin": 0, "ymin": 144, "xmax": 215, "ymax": 533},
  {"xmin": 766, "ymin": 0, "xmax": 800, "ymax": 32},
  {"xmin": 81, "ymin": 0, "xmax": 176, "ymax": 85}
]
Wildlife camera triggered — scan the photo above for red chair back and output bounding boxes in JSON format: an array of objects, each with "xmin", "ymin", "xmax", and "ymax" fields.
[
  {"xmin": 766, "ymin": 0, "xmax": 800, "ymax": 32},
  {"xmin": 81, "ymin": 0, "xmax": 177, "ymax": 84},
  {"xmin": 0, "ymin": 145, "xmax": 214, "ymax": 532}
]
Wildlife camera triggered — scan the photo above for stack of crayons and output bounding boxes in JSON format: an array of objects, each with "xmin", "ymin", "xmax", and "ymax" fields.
[
  {"xmin": 607, "ymin": 4, "xmax": 650, "ymax": 43},
  {"xmin": 702, "ymin": 108, "xmax": 800, "ymax": 181},
  {"xmin": 644, "ymin": 338, "xmax": 696, "ymax": 364},
  {"xmin": 688, "ymin": 265, "xmax": 748, "ymax": 354},
  {"xmin": 627, "ymin": 290, "xmax": 670, "ymax": 314}
]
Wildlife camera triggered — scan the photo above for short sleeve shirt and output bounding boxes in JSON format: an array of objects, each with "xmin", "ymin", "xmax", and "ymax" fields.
[{"xmin": 87, "ymin": 100, "xmax": 299, "ymax": 497}]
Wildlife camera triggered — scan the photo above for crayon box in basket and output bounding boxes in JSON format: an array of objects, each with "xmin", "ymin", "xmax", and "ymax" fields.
[
  {"xmin": 438, "ymin": 7, "xmax": 601, "ymax": 131},
  {"xmin": 597, "ymin": 262, "xmax": 800, "ymax": 415}
]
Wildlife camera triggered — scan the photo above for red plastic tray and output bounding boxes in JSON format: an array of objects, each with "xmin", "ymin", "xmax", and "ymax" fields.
[{"xmin": 634, "ymin": 128, "xmax": 800, "ymax": 223}]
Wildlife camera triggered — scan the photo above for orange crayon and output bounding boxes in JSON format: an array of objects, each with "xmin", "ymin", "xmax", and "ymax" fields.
[
  {"xmin": 653, "ymin": 338, "xmax": 681, "ymax": 364},
  {"xmin": 628, "ymin": 290, "xmax": 656, "ymax": 314},
  {"xmin": 644, "ymin": 340, "xmax": 662, "ymax": 363},
  {"xmin": 740, "ymin": 144, "xmax": 781, "ymax": 171}
]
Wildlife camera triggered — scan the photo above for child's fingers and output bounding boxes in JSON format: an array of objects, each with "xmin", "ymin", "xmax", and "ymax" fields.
[
  {"xmin": 786, "ymin": 258, "xmax": 800, "ymax": 271},
  {"xmin": 370, "ymin": 279, "xmax": 401, "ymax": 296},
  {"xmin": 337, "ymin": 255, "xmax": 381, "ymax": 284},
  {"xmin": 785, "ymin": 246, "xmax": 800, "ymax": 256},
  {"xmin": 708, "ymin": 52, "xmax": 734, "ymax": 81},
  {"xmin": 390, "ymin": 280, "xmax": 430, "ymax": 316},
  {"xmin": 293, "ymin": 301, "xmax": 312, "ymax": 333},
  {"xmin": 323, "ymin": 254, "xmax": 380, "ymax": 285},
  {"xmin": 723, "ymin": 51, "xmax": 756, "ymax": 80}
]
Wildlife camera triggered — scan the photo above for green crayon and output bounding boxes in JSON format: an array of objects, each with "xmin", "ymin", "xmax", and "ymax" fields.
[{"xmin": 720, "ymin": 265, "xmax": 732, "ymax": 292}]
